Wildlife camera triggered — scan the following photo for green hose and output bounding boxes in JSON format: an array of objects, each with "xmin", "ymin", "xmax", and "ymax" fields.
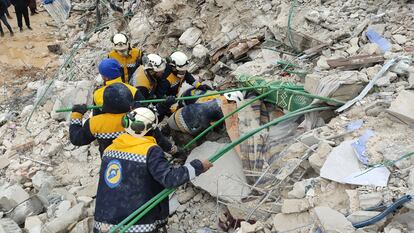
[
  {"xmin": 54, "ymin": 86, "xmax": 266, "ymax": 113},
  {"xmin": 182, "ymin": 89, "xmax": 275, "ymax": 150},
  {"xmin": 111, "ymin": 105, "xmax": 334, "ymax": 232}
]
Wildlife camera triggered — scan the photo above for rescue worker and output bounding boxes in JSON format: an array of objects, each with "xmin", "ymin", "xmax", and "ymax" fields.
[
  {"xmin": 129, "ymin": 53, "xmax": 176, "ymax": 119},
  {"xmin": 167, "ymin": 88, "xmax": 244, "ymax": 135},
  {"xmin": 93, "ymin": 107, "xmax": 212, "ymax": 232},
  {"xmin": 93, "ymin": 58, "xmax": 145, "ymax": 116},
  {"xmin": 129, "ymin": 53, "xmax": 167, "ymax": 100},
  {"xmin": 108, "ymin": 33, "xmax": 143, "ymax": 83},
  {"xmin": 71, "ymin": 83, "xmax": 181, "ymax": 157},
  {"xmin": 159, "ymin": 51, "xmax": 212, "ymax": 98}
]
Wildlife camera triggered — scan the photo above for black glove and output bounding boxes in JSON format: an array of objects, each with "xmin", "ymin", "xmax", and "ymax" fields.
[
  {"xmin": 165, "ymin": 96, "xmax": 176, "ymax": 106},
  {"xmin": 197, "ymin": 84, "xmax": 213, "ymax": 91},
  {"xmin": 72, "ymin": 104, "xmax": 88, "ymax": 115},
  {"xmin": 172, "ymin": 146, "xmax": 187, "ymax": 160}
]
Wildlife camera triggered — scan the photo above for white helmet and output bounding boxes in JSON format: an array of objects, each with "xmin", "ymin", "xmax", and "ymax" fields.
[
  {"xmin": 223, "ymin": 91, "xmax": 244, "ymax": 102},
  {"xmin": 143, "ymin": 54, "xmax": 166, "ymax": 72},
  {"xmin": 122, "ymin": 107, "xmax": 158, "ymax": 138},
  {"xmin": 169, "ymin": 51, "xmax": 189, "ymax": 72},
  {"xmin": 112, "ymin": 33, "xmax": 129, "ymax": 51}
]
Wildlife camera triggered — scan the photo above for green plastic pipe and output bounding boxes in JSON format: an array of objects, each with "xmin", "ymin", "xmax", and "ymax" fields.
[
  {"xmin": 113, "ymin": 105, "xmax": 334, "ymax": 232},
  {"xmin": 54, "ymin": 86, "xmax": 267, "ymax": 113},
  {"xmin": 182, "ymin": 89, "xmax": 275, "ymax": 150}
]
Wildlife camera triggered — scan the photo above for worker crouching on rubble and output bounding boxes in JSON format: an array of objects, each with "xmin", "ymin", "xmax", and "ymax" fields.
[
  {"xmin": 108, "ymin": 33, "xmax": 143, "ymax": 83},
  {"xmin": 70, "ymin": 83, "xmax": 182, "ymax": 158},
  {"xmin": 93, "ymin": 107, "xmax": 212, "ymax": 233},
  {"xmin": 167, "ymin": 88, "xmax": 244, "ymax": 135},
  {"xmin": 129, "ymin": 53, "xmax": 176, "ymax": 120},
  {"xmin": 93, "ymin": 58, "xmax": 144, "ymax": 116},
  {"xmin": 159, "ymin": 51, "xmax": 212, "ymax": 98}
]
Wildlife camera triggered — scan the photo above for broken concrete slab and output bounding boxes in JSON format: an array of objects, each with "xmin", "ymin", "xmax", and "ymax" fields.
[
  {"xmin": 42, "ymin": 203, "xmax": 84, "ymax": 233},
  {"xmin": 7, "ymin": 195, "xmax": 43, "ymax": 225},
  {"xmin": 273, "ymin": 212, "xmax": 313, "ymax": 232},
  {"xmin": 281, "ymin": 199, "xmax": 311, "ymax": 214},
  {"xmin": 0, "ymin": 184, "xmax": 30, "ymax": 209},
  {"xmin": 69, "ymin": 217, "xmax": 93, "ymax": 233},
  {"xmin": 359, "ymin": 192, "xmax": 383, "ymax": 209},
  {"xmin": 0, "ymin": 218, "xmax": 21, "ymax": 233},
  {"xmin": 186, "ymin": 141, "xmax": 250, "ymax": 202},
  {"xmin": 32, "ymin": 171, "xmax": 55, "ymax": 191},
  {"xmin": 179, "ymin": 27, "xmax": 202, "ymax": 48},
  {"xmin": 314, "ymin": 206, "xmax": 355, "ymax": 233},
  {"xmin": 387, "ymin": 90, "xmax": 414, "ymax": 126},
  {"xmin": 327, "ymin": 55, "xmax": 385, "ymax": 70},
  {"xmin": 236, "ymin": 221, "xmax": 265, "ymax": 233},
  {"xmin": 74, "ymin": 181, "xmax": 98, "ymax": 198},
  {"xmin": 320, "ymin": 140, "xmax": 390, "ymax": 187},
  {"xmin": 304, "ymin": 71, "xmax": 367, "ymax": 103},
  {"xmin": 25, "ymin": 215, "xmax": 42, "ymax": 233},
  {"xmin": 309, "ymin": 142, "xmax": 332, "ymax": 174},
  {"xmin": 347, "ymin": 210, "xmax": 381, "ymax": 224}
]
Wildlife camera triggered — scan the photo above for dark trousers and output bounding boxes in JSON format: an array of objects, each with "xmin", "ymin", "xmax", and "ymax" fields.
[
  {"xmin": 15, "ymin": 6, "xmax": 30, "ymax": 29},
  {"xmin": 0, "ymin": 14, "xmax": 13, "ymax": 33}
]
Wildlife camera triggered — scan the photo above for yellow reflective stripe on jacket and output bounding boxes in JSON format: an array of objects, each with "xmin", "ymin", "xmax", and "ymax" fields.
[
  {"xmin": 166, "ymin": 73, "xmax": 183, "ymax": 97},
  {"xmin": 131, "ymin": 65, "xmax": 156, "ymax": 92},
  {"xmin": 89, "ymin": 113, "xmax": 125, "ymax": 139},
  {"xmin": 108, "ymin": 48, "xmax": 142, "ymax": 83},
  {"xmin": 71, "ymin": 112, "xmax": 83, "ymax": 119},
  {"xmin": 104, "ymin": 134, "xmax": 157, "ymax": 156},
  {"xmin": 93, "ymin": 77, "xmax": 137, "ymax": 106}
]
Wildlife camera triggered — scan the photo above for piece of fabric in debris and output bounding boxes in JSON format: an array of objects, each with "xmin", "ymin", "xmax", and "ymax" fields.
[{"xmin": 224, "ymin": 94, "xmax": 298, "ymax": 185}]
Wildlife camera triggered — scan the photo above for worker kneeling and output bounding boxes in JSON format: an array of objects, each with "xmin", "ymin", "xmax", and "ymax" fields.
[
  {"xmin": 93, "ymin": 107, "xmax": 212, "ymax": 233},
  {"xmin": 167, "ymin": 89, "xmax": 244, "ymax": 135}
]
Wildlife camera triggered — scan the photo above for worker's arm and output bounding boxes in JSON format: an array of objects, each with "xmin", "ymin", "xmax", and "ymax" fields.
[
  {"xmin": 153, "ymin": 128, "xmax": 174, "ymax": 154},
  {"xmin": 147, "ymin": 146, "xmax": 205, "ymax": 188},
  {"xmin": 132, "ymin": 90, "xmax": 146, "ymax": 108},
  {"xmin": 69, "ymin": 113, "xmax": 96, "ymax": 146},
  {"xmin": 185, "ymin": 72, "xmax": 212, "ymax": 91},
  {"xmin": 137, "ymin": 86, "xmax": 151, "ymax": 100}
]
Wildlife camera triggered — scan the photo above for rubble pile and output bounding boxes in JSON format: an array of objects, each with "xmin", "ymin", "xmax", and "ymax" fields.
[{"xmin": 0, "ymin": 0, "xmax": 413, "ymax": 232}]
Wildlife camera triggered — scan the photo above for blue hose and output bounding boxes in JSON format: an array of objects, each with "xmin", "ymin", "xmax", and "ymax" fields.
[{"xmin": 353, "ymin": 195, "xmax": 412, "ymax": 228}]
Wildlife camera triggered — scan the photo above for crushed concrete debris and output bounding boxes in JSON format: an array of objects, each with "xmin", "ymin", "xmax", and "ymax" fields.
[{"xmin": 0, "ymin": 0, "xmax": 413, "ymax": 231}]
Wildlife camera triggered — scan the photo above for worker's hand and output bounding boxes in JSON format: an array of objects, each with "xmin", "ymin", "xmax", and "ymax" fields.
[
  {"xmin": 173, "ymin": 147, "xmax": 187, "ymax": 160},
  {"xmin": 165, "ymin": 96, "xmax": 176, "ymax": 106},
  {"xmin": 201, "ymin": 160, "xmax": 213, "ymax": 172},
  {"xmin": 72, "ymin": 104, "xmax": 88, "ymax": 115},
  {"xmin": 197, "ymin": 84, "xmax": 213, "ymax": 91}
]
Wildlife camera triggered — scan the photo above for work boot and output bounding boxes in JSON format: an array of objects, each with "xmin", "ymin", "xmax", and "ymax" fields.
[
  {"xmin": 0, "ymin": 32, "xmax": 4, "ymax": 37},
  {"xmin": 10, "ymin": 31, "xmax": 14, "ymax": 37},
  {"xmin": 19, "ymin": 28, "xmax": 23, "ymax": 32},
  {"xmin": 28, "ymin": 26, "xmax": 33, "ymax": 30}
]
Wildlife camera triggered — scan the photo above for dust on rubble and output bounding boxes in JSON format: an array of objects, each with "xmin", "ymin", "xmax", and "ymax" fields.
[{"xmin": 0, "ymin": 10, "xmax": 57, "ymax": 70}]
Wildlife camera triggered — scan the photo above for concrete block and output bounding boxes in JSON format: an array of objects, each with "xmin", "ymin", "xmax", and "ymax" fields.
[
  {"xmin": 314, "ymin": 206, "xmax": 355, "ymax": 233},
  {"xmin": 42, "ymin": 203, "xmax": 84, "ymax": 233},
  {"xmin": 273, "ymin": 212, "xmax": 313, "ymax": 232},
  {"xmin": 387, "ymin": 90, "xmax": 414, "ymax": 126},
  {"xmin": 25, "ymin": 216, "xmax": 42, "ymax": 233},
  {"xmin": 281, "ymin": 199, "xmax": 311, "ymax": 214},
  {"xmin": 0, "ymin": 218, "xmax": 21, "ymax": 233},
  {"xmin": 359, "ymin": 192, "xmax": 383, "ymax": 209},
  {"xmin": 179, "ymin": 27, "xmax": 202, "ymax": 48},
  {"xmin": 346, "ymin": 210, "xmax": 381, "ymax": 224},
  {"xmin": 187, "ymin": 141, "xmax": 250, "ymax": 202}
]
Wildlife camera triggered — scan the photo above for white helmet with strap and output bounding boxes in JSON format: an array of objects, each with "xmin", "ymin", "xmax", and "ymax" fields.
[
  {"xmin": 143, "ymin": 54, "xmax": 166, "ymax": 72},
  {"xmin": 223, "ymin": 91, "xmax": 244, "ymax": 102},
  {"xmin": 169, "ymin": 51, "xmax": 189, "ymax": 72},
  {"xmin": 122, "ymin": 107, "xmax": 158, "ymax": 138},
  {"xmin": 112, "ymin": 33, "xmax": 129, "ymax": 51}
]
